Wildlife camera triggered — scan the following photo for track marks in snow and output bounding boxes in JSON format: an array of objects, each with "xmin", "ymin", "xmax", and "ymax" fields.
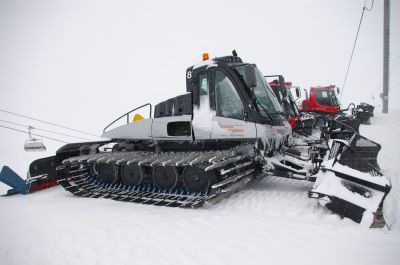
[{"xmin": 212, "ymin": 176, "xmax": 330, "ymax": 223}]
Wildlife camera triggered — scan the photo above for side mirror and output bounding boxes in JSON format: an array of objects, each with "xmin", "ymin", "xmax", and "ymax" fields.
[
  {"xmin": 295, "ymin": 87, "xmax": 300, "ymax": 98},
  {"xmin": 336, "ymin": 87, "xmax": 340, "ymax": 94},
  {"xmin": 304, "ymin": 88, "xmax": 309, "ymax": 100},
  {"xmin": 244, "ymin": 65, "xmax": 257, "ymax": 88}
]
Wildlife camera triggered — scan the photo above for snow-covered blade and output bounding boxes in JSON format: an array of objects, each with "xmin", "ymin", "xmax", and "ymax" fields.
[
  {"xmin": 309, "ymin": 140, "xmax": 391, "ymax": 227},
  {"xmin": 329, "ymin": 131, "xmax": 382, "ymax": 172}
]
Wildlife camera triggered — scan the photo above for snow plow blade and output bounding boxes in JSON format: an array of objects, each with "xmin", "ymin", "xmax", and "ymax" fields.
[
  {"xmin": 331, "ymin": 115, "xmax": 361, "ymax": 133},
  {"xmin": 309, "ymin": 140, "xmax": 391, "ymax": 227},
  {"xmin": 329, "ymin": 131, "xmax": 381, "ymax": 171},
  {"xmin": 353, "ymin": 103, "xmax": 374, "ymax": 124}
]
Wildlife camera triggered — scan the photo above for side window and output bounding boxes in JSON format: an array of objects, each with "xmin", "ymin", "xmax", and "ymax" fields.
[
  {"xmin": 199, "ymin": 73, "xmax": 208, "ymax": 96},
  {"xmin": 215, "ymin": 70, "xmax": 244, "ymax": 119},
  {"xmin": 316, "ymin": 91, "xmax": 330, "ymax": 105},
  {"xmin": 198, "ymin": 72, "xmax": 210, "ymax": 108}
]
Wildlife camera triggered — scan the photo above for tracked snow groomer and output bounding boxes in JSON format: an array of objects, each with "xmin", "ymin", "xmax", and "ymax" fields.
[
  {"xmin": 0, "ymin": 52, "xmax": 391, "ymax": 227},
  {"xmin": 267, "ymin": 76, "xmax": 315, "ymax": 136},
  {"xmin": 267, "ymin": 77, "xmax": 301, "ymax": 129},
  {"xmin": 301, "ymin": 85, "xmax": 374, "ymax": 128}
]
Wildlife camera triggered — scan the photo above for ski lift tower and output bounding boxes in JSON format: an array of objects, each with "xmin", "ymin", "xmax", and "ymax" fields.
[{"xmin": 382, "ymin": 0, "xmax": 390, "ymax": 113}]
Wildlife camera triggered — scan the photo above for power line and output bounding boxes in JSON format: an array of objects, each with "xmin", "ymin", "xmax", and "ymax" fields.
[
  {"xmin": 0, "ymin": 119, "xmax": 90, "ymax": 141},
  {"xmin": 0, "ymin": 125, "xmax": 69, "ymax": 143},
  {"xmin": 340, "ymin": 0, "xmax": 374, "ymax": 100},
  {"xmin": 0, "ymin": 109, "xmax": 100, "ymax": 138}
]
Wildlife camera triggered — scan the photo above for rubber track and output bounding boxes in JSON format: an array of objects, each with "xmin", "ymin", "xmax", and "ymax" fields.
[{"xmin": 57, "ymin": 145, "xmax": 256, "ymax": 207}]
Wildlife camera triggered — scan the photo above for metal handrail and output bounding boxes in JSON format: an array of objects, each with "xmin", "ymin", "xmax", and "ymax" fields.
[{"xmin": 103, "ymin": 103, "xmax": 152, "ymax": 133}]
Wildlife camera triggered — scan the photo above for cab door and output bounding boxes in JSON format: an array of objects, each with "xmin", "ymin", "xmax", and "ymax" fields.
[
  {"xmin": 209, "ymin": 69, "xmax": 257, "ymax": 140},
  {"xmin": 191, "ymin": 70, "xmax": 214, "ymax": 139}
]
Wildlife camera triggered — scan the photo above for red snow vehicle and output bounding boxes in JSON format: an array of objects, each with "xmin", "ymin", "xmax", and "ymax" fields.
[
  {"xmin": 301, "ymin": 85, "xmax": 373, "ymax": 125},
  {"xmin": 301, "ymin": 85, "xmax": 340, "ymax": 113},
  {"xmin": 268, "ymin": 78, "xmax": 300, "ymax": 128},
  {"xmin": 266, "ymin": 76, "xmax": 314, "ymax": 136}
]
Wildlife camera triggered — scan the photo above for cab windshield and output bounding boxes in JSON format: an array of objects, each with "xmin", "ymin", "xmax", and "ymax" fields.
[
  {"xmin": 286, "ymin": 91, "xmax": 300, "ymax": 116},
  {"xmin": 234, "ymin": 65, "xmax": 283, "ymax": 121},
  {"xmin": 273, "ymin": 85, "xmax": 299, "ymax": 117},
  {"xmin": 281, "ymin": 91, "xmax": 299, "ymax": 116},
  {"xmin": 315, "ymin": 89, "xmax": 340, "ymax": 107}
]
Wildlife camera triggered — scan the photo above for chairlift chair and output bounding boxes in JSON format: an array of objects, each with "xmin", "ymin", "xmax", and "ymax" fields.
[{"xmin": 24, "ymin": 126, "xmax": 46, "ymax": 152}]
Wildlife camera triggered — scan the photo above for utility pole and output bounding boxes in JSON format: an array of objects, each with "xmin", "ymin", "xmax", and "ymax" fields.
[{"xmin": 382, "ymin": 0, "xmax": 390, "ymax": 113}]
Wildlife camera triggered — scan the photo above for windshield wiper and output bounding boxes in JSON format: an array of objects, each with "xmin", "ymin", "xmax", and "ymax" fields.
[
  {"xmin": 268, "ymin": 111, "xmax": 287, "ymax": 118},
  {"xmin": 233, "ymin": 67, "xmax": 282, "ymax": 124},
  {"xmin": 253, "ymin": 97, "xmax": 280, "ymax": 123}
]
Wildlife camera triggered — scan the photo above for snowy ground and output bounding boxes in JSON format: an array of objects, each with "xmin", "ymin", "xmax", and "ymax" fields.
[{"xmin": 0, "ymin": 111, "xmax": 399, "ymax": 265}]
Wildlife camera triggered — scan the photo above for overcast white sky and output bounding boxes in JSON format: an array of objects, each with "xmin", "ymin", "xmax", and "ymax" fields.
[{"xmin": 0, "ymin": 0, "xmax": 399, "ymax": 176}]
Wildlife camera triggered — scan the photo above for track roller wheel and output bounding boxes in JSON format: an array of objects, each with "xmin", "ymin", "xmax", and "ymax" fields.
[
  {"xmin": 182, "ymin": 166, "xmax": 217, "ymax": 192},
  {"xmin": 121, "ymin": 164, "xmax": 143, "ymax": 186},
  {"xmin": 153, "ymin": 166, "xmax": 178, "ymax": 189},
  {"xmin": 96, "ymin": 163, "xmax": 119, "ymax": 183}
]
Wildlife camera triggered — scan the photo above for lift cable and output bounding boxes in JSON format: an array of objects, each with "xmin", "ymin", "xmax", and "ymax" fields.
[
  {"xmin": 0, "ymin": 125, "xmax": 69, "ymax": 144},
  {"xmin": 0, "ymin": 119, "xmax": 90, "ymax": 141},
  {"xmin": 340, "ymin": 0, "xmax": 374, "ymax": 100},
  {"xmin": 0, "ymin": 109, "xmax": 100, "ymax": 138}
]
